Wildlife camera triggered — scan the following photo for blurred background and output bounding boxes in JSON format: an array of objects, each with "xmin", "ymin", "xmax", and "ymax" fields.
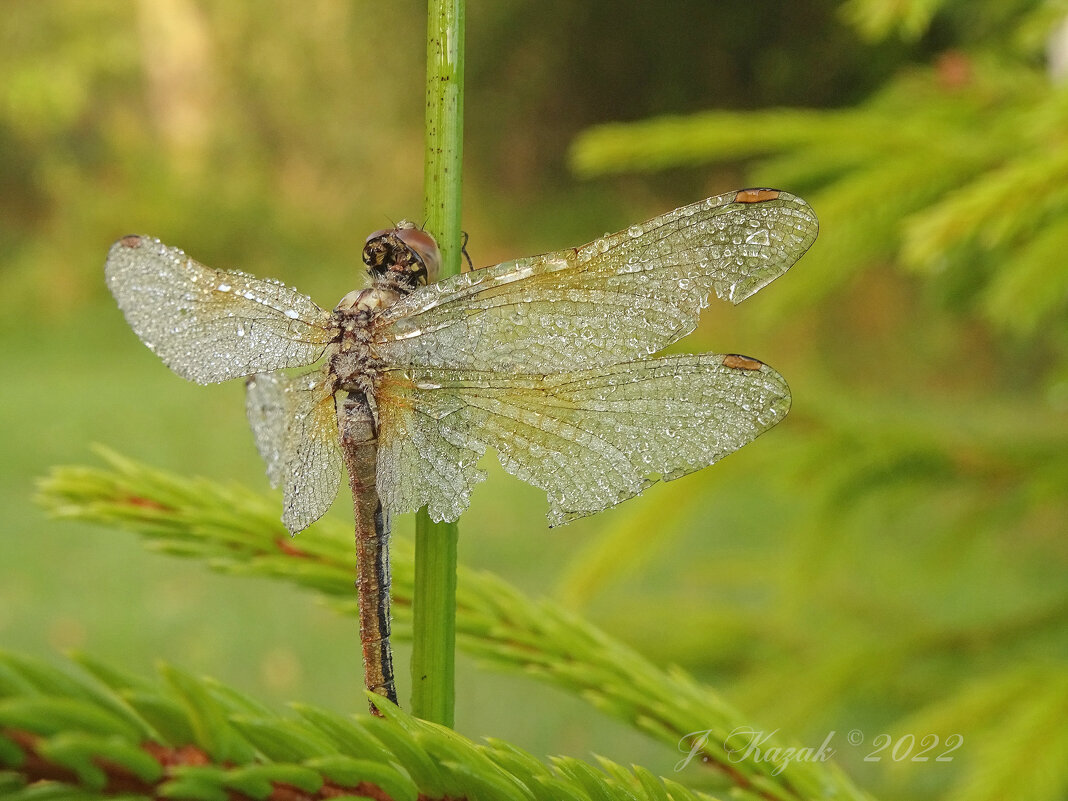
[{"xmin": 2, "ymin": 2, "xmax": 1067, "ymax": 800}]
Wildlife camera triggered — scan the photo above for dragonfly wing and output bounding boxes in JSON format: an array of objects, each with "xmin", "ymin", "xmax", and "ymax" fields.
[
  {"xmin": 375, "ymin": 354, "xmax": 790, "ymax": 526},
  {"xmin": 246, "ymin": 372, "xmax": 289, "ymax": 488},
  {"xmin": 376, "ymin": 373, "xmax": 487, "ymax": 525},
  {"xmin": 374, "ymin": 190, "xmax": 816, "ymax": 373},
  {"xmin": 105, "ymin": 236, "xmax": 337, "ymax": 384},
  {"xmin": 246, "ymin": 370, "xmax": 342, "ymax": 534}
]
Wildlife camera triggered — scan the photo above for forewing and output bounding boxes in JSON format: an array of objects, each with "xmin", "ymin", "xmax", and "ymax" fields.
[
  {"xmin": 374, "ymin": 190, "xmax": 816, "ymax": 373},
  {"xmin": 245, "ymin": 370, "xmax": 342, "ymax": 534},
  {"xmin": 105, "ymin": 235, "xmax": 337, "ymax": 384},
  {"xmin": 375, "ymin": 354, "xmax": 790, "ymax": 526}
]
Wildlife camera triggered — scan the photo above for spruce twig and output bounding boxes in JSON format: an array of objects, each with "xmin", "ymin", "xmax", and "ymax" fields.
[
  {"xmin": 36, "ymin": 450, "xmax": 874, "ymax": 801},
  {"xmin": 0, "ymin": 650, "xmax": 717, "ymax": 801},
  {"xmin": 568, "ymin": 46, "xmax": 1068, "ymax": 335}
]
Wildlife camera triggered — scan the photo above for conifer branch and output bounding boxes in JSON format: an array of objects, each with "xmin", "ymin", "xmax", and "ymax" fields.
[
  {"xmin": 0, "ymin": 651, "xmax": 717, "ymax": 801},
  {"xmin": 568, "ymin": 32, "xmax": 1068, "ymax": 336},
  {"xmin": 36, "ymin": 450, "xmax": 874, "ymax": 801}
]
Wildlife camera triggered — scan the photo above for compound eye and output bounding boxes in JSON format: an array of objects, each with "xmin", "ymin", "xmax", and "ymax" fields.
[
  {"xmin": 362, "ymin": 224, "xmax": 441, "ymax": 288},
  {"xmin": 364, "ymin": 228, "xmax": 394, "ymax": 248},
  {"xmin": 393, "ymin": 227, "xmax": 441, "ymax": 285},
  {"xmin": 362, "ymin": 229, "xmax": 394, "ymax": 270}
]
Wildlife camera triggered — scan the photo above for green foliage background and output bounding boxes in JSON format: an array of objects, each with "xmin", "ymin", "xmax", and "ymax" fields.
[{"xmin": 1, "ymin": 2, "xmax": 1066, "ymax": 800}]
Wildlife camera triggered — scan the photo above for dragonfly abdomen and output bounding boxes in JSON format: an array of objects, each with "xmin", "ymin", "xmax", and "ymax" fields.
[{"xmin": 339, "ymin": 391, "xmax": 396, "ymax": 711}]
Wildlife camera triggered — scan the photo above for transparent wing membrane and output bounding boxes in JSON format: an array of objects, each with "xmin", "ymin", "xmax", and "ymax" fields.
[
  {"xmin": 374, "ymin": 190, "xmax": 817, "ymax": 374},
  {"xmin": 376, "ymin": 354, "xmax": 791, "ymax": 526},
  {"xmin": 105, "ymin": 236, "xmax": 336, "ymax": 384},
  {"xmin": 246, "ymin": 370, "xmax": 342, "ymax": 533},
  {"xmin": 246, "ymin": 372, "xmax": 290, "ymax": 488}
]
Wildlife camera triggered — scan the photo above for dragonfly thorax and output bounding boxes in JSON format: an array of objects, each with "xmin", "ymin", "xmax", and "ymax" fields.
[
  {"xmin": 328, "ymin": 301, "xmax": 386, "ymax": 396},
  {"xmin": 335, "ymin": 286, "xmax": 401, "ymax": 313}
]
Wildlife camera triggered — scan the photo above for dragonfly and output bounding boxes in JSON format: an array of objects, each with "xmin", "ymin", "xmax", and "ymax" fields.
[{"xmin": 105, "ymin": 188, "xmax": 817, "ymax": 712}]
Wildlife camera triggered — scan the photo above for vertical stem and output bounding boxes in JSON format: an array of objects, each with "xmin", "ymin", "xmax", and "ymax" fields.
[
  {"xmin": 423, "ymin": 0, "xmax": 465, "ymax": 277},
  {"xmin": 413, "ymin": 0, "xmax": 463, "ymax": 726}
]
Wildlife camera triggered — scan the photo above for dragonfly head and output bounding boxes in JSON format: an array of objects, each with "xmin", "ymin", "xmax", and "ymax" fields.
[{"xmin": 363, "ymin": 222, "xmax": 441, "ymax": 292}]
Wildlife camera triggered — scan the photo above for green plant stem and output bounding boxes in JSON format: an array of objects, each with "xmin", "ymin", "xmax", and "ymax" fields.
[
  {"xmin": 412, "ymin": 0, "xmax": 464, "ymax": 727},
  {"xmin": 423, "ymin": 0, "xmax": 465, "ymax": 278}
]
